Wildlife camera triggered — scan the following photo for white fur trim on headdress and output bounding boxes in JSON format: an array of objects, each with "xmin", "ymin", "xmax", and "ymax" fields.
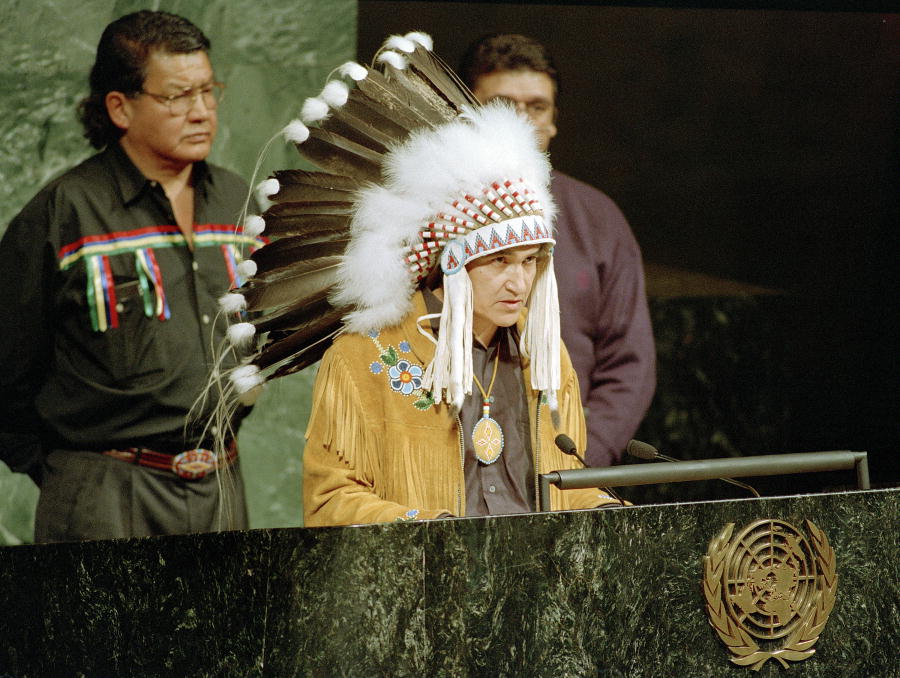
[
  {"xmin": 219, "ymin": 292, "xmax": 247, "ymax": 314},
  {"xmin": 334, "ymin": 187, "xmax": 422, "ymax": 332},
  {"xmin": 283, "ymin": 119, "xmax": 310, "ymax": 144},
  {"xmin": 338, "ymin": 61, "xmax": 368, "ymax": 81},
  {"xmin": 331, "ymin": 104, "xmax": 555, "ymax": 334}
]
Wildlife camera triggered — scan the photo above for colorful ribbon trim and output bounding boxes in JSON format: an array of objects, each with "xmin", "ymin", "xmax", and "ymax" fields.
[
  {"xmin": 135, "ymin": 248, "xmax": 170, "ymax": 322},
  {"xmin": 221, "ymin": 244, "xmax": 242, "ymax": 290},
  {"xmin": 85, "ymin": 254, "xmax": 119, "ymax": 332},
  {"xmin": 58, "ymin": 224, "xmax": 263, "ymax": 270},
  {"xmin": 65, "ymin": 224, "xmax": 264, "ymax": 332}
]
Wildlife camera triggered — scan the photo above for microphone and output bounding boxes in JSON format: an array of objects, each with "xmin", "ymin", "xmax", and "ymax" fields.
[
  {"xmin": 555, "ymin": 434, "xmax": 588, "ymax": 467},
  {"xmin": 626, "ymin": 439, "xmax": 663, "ymax": 461},
  {"xmin": 555, "ymin": 434, "xmax": 625, "ymax": 504},
  {"xmin": 626, "ymin": 440, "xmax": 760, "ymax": 497}
]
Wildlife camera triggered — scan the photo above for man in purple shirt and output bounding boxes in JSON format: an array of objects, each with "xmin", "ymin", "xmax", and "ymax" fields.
[{"xmin": 461, "ymin": 34, "xmax": 656, "ymax": 466}]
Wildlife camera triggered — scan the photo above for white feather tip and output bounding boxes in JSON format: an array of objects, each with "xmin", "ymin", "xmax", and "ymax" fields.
[
  {"xmin": 377, "ymin": 51, "xmax": 408, "ymax": 70},
  {"xmin": 301, "ymin": 97, "xmax": 329, "ymax": 124},
  {"xmin": 227, "ymin": 322, "xmax": 257, "ymax": 347},
  {"xmin": 237, "ymin": 259, "xmax": 258, "ymax": 278},
  {"xmin": 219, "ymin": 292, "xmax": 247, "ymax": 314},
  {"xmin": 385, "ymin": 35, "xmax": 416, "ymax": 54},
  {"xmin": 404, "ymin": 32, "xmax": 433, "ymax": 51},
  {"xmin": 256, "ymin": 178, "xmax": 280, "ymax": 203},
  {"xmin": 339, "ymin": 61, "xmax": 368, "ymax": 81},
  {"xmin": 230, "ymin": 364, "xmax": 263, "ymax": 394},
  {"xmin": 321, "ymin": 80, "xmax": 349, "ymax": 109},
  {"xmin": 283, "ymin": 119, "xmax": 310, "ymax": 144},
  {"xmin": 243, "ymin": 215, "xmax": 265, "ymax": 237}
]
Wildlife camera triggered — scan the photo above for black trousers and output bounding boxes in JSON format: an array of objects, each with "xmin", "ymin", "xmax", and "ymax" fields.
[{"xmin": 34, "ymin": 450, "xmax": 248, "ymax": 543}]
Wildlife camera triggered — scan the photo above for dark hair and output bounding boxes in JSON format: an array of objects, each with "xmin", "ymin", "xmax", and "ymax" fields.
[
  {"xmin": 459, "ymin": 33, "xmax": 559, "ymax": 95},
  {"xmin": 77, "ymin": 10, "xmax": 211, "ymax": 149}
]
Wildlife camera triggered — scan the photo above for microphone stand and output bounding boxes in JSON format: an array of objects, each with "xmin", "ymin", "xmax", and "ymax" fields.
[
  {"xmin": 554, "ymin": 434, "xmax": 626, "ymax": 505},
  {"xmin": 627, "ymin": 441, "xmax": 760, "ymax": 498},
  {"xmin": 537, "ymin": 449, "xmax": 870, "ymax": 512}
]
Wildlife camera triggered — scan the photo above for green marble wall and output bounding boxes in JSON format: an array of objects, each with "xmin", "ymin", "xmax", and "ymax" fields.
[
  {"xmin": 0, "ymin": 490, "xmax": 896, "ymax": 676},
  {"xmin": 0, "ymin": 1, "xmax": 354, "ymax": 542}
]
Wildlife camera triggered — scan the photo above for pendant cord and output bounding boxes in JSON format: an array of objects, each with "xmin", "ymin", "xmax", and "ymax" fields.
[{"xmin": 471, "ymin": 349, "xmax": 500, "ymax": 403}]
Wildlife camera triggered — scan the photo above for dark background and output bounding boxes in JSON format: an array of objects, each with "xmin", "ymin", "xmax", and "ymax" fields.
[{"xmin": 358, "ymin": 1, "xmax": 899, "ymax": 492}]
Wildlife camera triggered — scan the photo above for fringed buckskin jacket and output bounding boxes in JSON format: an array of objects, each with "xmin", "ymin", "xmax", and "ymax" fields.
[{"xmin": 303, "ymin": 291, "xmax": 621, "ymax": 526}]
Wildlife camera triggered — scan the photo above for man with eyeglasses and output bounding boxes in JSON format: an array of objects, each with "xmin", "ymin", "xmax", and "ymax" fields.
[
  {"xmin": 0, "ymin": 10, "xmax": 256, "ymax": 541},
  {"xmin": 460, "ymin": 34, "xmax": 656, "ymax": 469}
]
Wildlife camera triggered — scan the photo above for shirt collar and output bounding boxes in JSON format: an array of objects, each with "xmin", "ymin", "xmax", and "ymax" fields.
[{"xmin": 106, "ymin": 141, "xmax": 212, "ymax": 206}]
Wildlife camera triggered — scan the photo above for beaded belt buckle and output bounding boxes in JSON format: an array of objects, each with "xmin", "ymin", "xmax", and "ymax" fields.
[{"xmin": 171, "ymin": 449, "xmax": 218, "ymax": 480}]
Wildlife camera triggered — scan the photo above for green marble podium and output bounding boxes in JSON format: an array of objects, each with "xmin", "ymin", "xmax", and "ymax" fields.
[{"xmin": 0, "ymin": 489, "xmax": 896, "ymax": 677}]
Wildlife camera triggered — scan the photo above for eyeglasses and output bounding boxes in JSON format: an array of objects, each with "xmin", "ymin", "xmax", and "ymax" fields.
[
  {"xmin": 487, "ymin": 95, "xmax": 554, "ymax": 119},
  {"xmin": 137, "ymin": 82, "xmax": 226, "ymax": 116}
]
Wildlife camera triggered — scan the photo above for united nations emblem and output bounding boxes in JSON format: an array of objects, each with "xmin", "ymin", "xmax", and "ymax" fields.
[{"xmin": 702, "ymin": 519, "xmax": 837, "ymax": 670}]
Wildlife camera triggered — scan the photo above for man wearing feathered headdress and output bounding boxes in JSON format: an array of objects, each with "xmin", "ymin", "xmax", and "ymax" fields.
[
  {"xmin": 304, "ymin": 103, "xmax": 626, "ymax": 525},
  {"xmin": 219, "ymin": 34, "xmax": 623, "ymax": 525}
]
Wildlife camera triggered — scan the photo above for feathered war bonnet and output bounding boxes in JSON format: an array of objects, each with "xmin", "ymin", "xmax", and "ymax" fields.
[{"xmin": 220, "ymin": 32, "xmax": 561, "ymax": 414}]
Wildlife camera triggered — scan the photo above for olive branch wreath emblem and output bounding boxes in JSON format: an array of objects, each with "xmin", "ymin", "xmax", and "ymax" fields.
[{"xmin": 702, "ymin": 519, "xmax": 837, "ymax": 671}]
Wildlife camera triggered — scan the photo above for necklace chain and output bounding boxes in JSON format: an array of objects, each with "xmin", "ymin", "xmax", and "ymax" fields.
[
  {"xmin": 472, "ymin": 349, "xmax": 500, "ymax": 404},
  {"xmin": 471, "ymin": 348, "xmax": 504, "ymax": 464}
]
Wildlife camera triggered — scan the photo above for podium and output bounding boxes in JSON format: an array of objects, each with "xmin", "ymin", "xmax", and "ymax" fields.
[{"xmin": 0, "ymin": 489, "xmax": 896, "ymax": 677}]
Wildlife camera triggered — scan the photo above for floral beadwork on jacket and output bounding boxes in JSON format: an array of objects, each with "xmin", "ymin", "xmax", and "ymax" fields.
[
  {"xmin": 389, "ymin": 360, "xmax": 423, "ymax": 395},
  {"xmin": 368, "ymin": 330, "xmax": 435, "ymax": 410},
  {"xmin": 394, "ymin": 508, "xmax": 420, "ymax": 522}
]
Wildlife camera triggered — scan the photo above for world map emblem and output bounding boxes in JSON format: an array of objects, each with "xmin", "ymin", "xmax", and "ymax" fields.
[{"xmin": 702, "ymin": 519, "xmax": 837, "ymax": 670}]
